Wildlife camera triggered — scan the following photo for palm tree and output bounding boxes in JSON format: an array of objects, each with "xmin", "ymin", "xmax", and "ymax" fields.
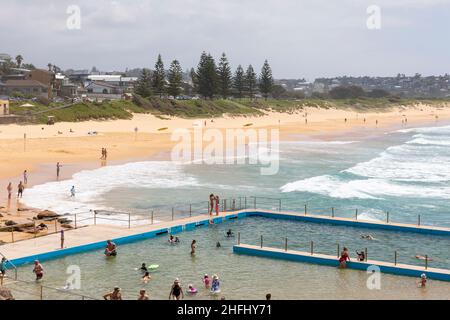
[{"xmin": 15, "ymin": 55, "xmax": 23, "ymax": 68}]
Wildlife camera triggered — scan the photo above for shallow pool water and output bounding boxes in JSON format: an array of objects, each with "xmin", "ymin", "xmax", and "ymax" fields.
[{"xmin": 14, "ymin": 217, "xmax": 450, "ymax": 300}]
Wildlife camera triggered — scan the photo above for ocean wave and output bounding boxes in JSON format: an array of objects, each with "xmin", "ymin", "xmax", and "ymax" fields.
[
  {"xmin": 21, "ymin": 161, "xmax": 200, "ymax": 215},
  {"xmin": 280, "ymin": 175, "xmax": 450, "ymax": 200}
]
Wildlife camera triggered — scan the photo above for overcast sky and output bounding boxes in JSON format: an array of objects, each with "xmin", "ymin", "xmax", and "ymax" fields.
[{"xmin": 1, "ymin": 0, "xmax": 449, "ymax": 79}]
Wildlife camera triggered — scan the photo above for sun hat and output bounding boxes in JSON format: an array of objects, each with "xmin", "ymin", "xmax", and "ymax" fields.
[{"xmin": 421, "ymin": 273, "xmax": 427, "ymax": 278}]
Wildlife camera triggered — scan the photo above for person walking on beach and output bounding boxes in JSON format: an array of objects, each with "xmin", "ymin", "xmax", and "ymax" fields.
[
  {"xmin": 33, "ymin": 260, "xmax": 44, "ymax": 281},
  {"xmin": 17, "ymin": 181, "xmax": 24, "ymax": 198},
  {"xmin": 7, "ymin": 182, "xmax": 12, "ymax": 200},
  {"xmin": 70, "ymin": 186, "xmax": 76, "ymax": 197},
  {"xmin": 103, "ymin": 287, "xmax": 122, "ymax": 300},
  {"xmin": 60, "ymin": 230, "xmax": 65, "ymax": 249},
  {"xmin": 104, "ymin": 148, "xmax": 108, "ymax": 160},
  {"xmin": 23, "ymin": 170, "xmax": 28, "ymax": 185},
  {"xmin": 190, "ymin": 240, "xmax": 197, "ymax": 255},
  {"xmin": 169, "ymin": 278, "xmax": 184, "ymax": 300},
  {"xmin": 339, "ymin": 247, "xmax": 350, "ymax": 268},
  {"xmin": 56, "ymin": 162, "xmax": 62, "ymax": 178}
]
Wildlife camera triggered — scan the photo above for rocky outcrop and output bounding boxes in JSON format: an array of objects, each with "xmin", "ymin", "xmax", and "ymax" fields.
[{"xmin": 37, "ymin": 210, "xmax": 59, "ymax": 220}]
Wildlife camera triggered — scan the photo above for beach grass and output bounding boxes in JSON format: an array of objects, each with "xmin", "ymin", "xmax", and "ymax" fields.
[{"xmin": 8, "ymin": 96, "xmax": 449, "ymax": 124}]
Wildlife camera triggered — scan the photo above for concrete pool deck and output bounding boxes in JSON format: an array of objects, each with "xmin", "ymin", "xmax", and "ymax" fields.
[
  {"xmin": 233, "ymin": 244, "xmax": 450, "ymax": 282},
  {"xmin": 2, "ymin": 208, "xmax": 450, "ymax": 268}
]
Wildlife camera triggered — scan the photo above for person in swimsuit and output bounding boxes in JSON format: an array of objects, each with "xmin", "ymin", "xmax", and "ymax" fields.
[
  {"xmin": 175, "ymin": 237, "xmax": 180, "ymax": 243},
  {"xmin": 105, "ymin": 240, "xmax": 117, "ymax": 257},
  {"xmin": 168, "ymin": 235, "xmax": 175, "ymax": 243},
  {"xmin": 191, "ymin": 240, "xmax": 197, "ymax": 255},
  {"xmin": 23, "ymin": 170, "xmax": 28, "ymax": 185},
  {"xmin": 418, "ymin": 274, "xmax": 427, "ymax": 288},
  {"xmin": 103, "ymin": 287, "xmax": 122, "ymax": 300},
  {"xmin": 266, "ymin": 293, "xmax": 271, "ymax": 300},
  {"xmin": 33, "ymin": 260, "xmax": 44, "ymax": 281},
  {"xmin": 0, "ymin": 257, "xmax": 7, "ymax": 278},
  {"xmin": 140, "ymin": 263, "xmax": 148, "ymax": 272},
  {"xmin": 203, "ymin": 274, "xmax": 211, "ymax": 288},
  {"xmin": 60, "ymin": 230, "xmax": 65, "ymax": 249},
  {"xmin": 56, "ymin": 162, "xmax": 62, "ymax": 178},
  {"xmin": 17, "ymin": 181, "xmax": 24, "ymax": 198},
  {"xmin": 215, "ymin": 195, "xmax": 220, "ymax": 215},
  {"xmin": 226, "ymin": 229, "xmax": 234, "ymax": 237},
  {"xmin": 142, "ymin": 272, "xmax": 151, "ymax": 283},
  {"xmin": 209, "ymin": 194, "xmax": 215, "ymax": 215},
  {"xmin": 169, "ymin": 279, "xmax": 184, "ymax": 300},
  {"xmin": 138, "ymin": 289, "xmax": 149, "ymax": 300},
  {"xmin": 356, "ymin": 250, "xmax": 365, "ymax": 262},
  {"xmin": 211, "ymin": 274, "xmax": 220, "ymax": 293},
  {"xmin": 6, "ymin": 182, "xmax": 12, "ymax": 200},
  {"xmin": 339, "ymin": 247, "xmax": 350, "ymax": 268}
]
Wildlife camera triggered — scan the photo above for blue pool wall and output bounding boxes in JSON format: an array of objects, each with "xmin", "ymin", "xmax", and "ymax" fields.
[
  {"xmin": 9, "ymin": 210, "xmax": 450, "ymax": 268},
  {"xmin": 233, "ymin": 244, "xmax": 450, "ymax": 282}
]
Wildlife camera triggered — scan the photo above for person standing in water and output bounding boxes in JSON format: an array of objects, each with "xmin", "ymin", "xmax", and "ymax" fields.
[
  {"xmin": 138, "ymin": 289, "xmax": 149, "ymax": 300},
  {"xmin": 6, "ymin": 182, "xmax": 12, "ymax": 200},
  {"xmin": 23, "ymin": 170, "xmax": 28, "ymax": 185},
  {"xmin": 103, "ymin": 287, "xmax": 122, "ymax": 300},
  {"xmin": 33, "ymin": 260, "xmax": 44, "ymax": 281},
  {"xmin": 0, "ymin": 257, "xmax": 7, "ymax": 279},
  {"xmin": 339, "ymin": 247, "xmax": 350, "ymax": 268},
  {"xmin": 17, "ymin": 181, "xmax": 24, "ymax": 198},
  {"xmin": 70, "ymin": 186, "xmax": 75, "ymax": 197},
  {"xmin": 190, "ymin": 240, "xmax": 197, "ymax": 255},
  {"xmin": 169, "ymin": 278, "xmax": 184, "ymax": 300},
  {"xmin": 56, "ymin": 162, "xmax": 62, "ymax": 178}
]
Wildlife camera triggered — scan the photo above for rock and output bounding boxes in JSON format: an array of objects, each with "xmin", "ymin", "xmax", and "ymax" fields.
[
  {"xmin": 17, "ymin": 208, "xmax": 29, "ymax": 212},
  {"xmin": 58, "ymin": 218, "xmax": 72, "ymax": 224},
  {"xmin": 0, "ymin": 288, "xmax": 15, "ymax": 300},
  {"xmin": 4, "ymin": 220, "xmax": 17, "ymax": 226},
  {"xmin": 0, "ymin": 214, "xmax": 3, "ymax": 218},
  {"xmin": 37, "ymin": 210, "xmax": 59, "ymax": 220}
]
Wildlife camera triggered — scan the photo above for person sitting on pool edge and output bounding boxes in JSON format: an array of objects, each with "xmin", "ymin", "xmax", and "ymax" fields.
[
  {"xmin": 105, "ymin": 240, "xmax": 117, "ymax": 257},
  {"xmin": 356, "ymin": 250, "xmax": 365, "ymax": 262}
]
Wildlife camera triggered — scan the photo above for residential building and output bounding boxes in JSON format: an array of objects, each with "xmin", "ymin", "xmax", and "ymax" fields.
[{"xmin": 0, "ymin": 79, "xmax": 48, "ymax": 97}]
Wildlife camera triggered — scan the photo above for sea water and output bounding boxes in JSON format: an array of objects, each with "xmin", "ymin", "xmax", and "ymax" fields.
[{"xmin": 22, "ymin": 122, "xmax": 450, "ymax": 227}]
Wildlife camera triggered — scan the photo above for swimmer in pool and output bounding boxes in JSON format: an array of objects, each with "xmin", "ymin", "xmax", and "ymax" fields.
[
  {"xmin": 216, "ymin": 241, "xmax": 221, "ymax": 248},
  {"xmin": 226, "ymin": 229, "xmax": 234, "ymax": 237},
  {"xmin": 175, "ymin": 236, "xmax": 180, "ymax": 243},
  {"xmin": 191, "ymin": 240, "xmax": 197, "ymax": 255},
  {"xmin": 360, "ymin": 234, "xmax": 375, "ymax": 241},
  {"xmin": 188, "ymin": 284, "xmax": 197, "ymax": 294},
  {"xmin": 140, "ymin": 263, "xmax": 148, "ymax": 272},
  {"xmin": 104, "ymin": 240, "xmax": 117, "ymax": 257},
  {"xmin": 168, "ymin": 235, "xmax": 175, "ymax": 243},
  {"xmin": 142, "ymin": 272, "xmax": 151, "ymax": 284}
]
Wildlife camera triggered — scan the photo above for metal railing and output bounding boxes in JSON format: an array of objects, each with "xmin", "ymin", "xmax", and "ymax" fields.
[
  {"xmin": 0, "ymin": 196, "xmax": 440, "ymax": 245},
  {"xmin": 237, "ymin": 233, "xmax": 435, "ymax": 271},
  {"xmin": 0, "ymin": 274, "xmax": 97, "ymax": 300}
]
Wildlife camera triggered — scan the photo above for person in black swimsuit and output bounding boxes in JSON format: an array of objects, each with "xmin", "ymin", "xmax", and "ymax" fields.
[{"xmin": 169, "ymin": 278, "xmax": 184, "ymax": 300}]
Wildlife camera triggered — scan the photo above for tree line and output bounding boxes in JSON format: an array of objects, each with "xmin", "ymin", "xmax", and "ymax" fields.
[{"xmin": 134, "ymin": 52, "xmax": 274, "ymax": 100}]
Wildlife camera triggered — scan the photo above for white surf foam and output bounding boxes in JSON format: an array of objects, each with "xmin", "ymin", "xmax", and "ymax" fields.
[{"xmin": 21, "ymin": 161, "xmax": 200, "ymax": 215}]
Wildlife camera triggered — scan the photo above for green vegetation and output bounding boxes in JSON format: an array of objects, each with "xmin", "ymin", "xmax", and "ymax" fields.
[{"xmin": 8, "ymin": 96, "xmax": 449, "ymax": 124}]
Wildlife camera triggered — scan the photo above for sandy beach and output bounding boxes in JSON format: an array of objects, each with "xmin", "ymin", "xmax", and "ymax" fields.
[{"xmin": 0, "ymin": 102, "xmax": 449, "ymax": 242}]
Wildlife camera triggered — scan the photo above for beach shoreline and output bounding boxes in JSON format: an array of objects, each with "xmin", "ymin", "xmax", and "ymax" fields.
[{"xmin": 1, "ymin": 103, "xmax": 449, "ymax": 241}]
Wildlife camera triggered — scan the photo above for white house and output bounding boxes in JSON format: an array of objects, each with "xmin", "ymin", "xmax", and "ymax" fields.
[{"xmin": 85, "ymin": 81, "xmax": 120, "ymax": 94}]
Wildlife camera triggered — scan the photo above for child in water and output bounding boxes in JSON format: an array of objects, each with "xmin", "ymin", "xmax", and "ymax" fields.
[
  {"xmin": 418, "ymin": 274, "xmax": 427, "ymax": 288},
  {"xmin": 211, "ymin": 274, "xmax": 220, "ymax": 293},
  {"xmin": 202, "ymin": 274, "xmax": 211, "ymax": 288},
  {"xmin": 188, "ymin": 284, "xmax": 197, "ymax": 294}
]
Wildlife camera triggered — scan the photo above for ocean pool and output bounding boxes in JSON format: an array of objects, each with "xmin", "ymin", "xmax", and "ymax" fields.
[{"xmin": 12, "ymin": 216, "xmax": 450, "ymax": 300}]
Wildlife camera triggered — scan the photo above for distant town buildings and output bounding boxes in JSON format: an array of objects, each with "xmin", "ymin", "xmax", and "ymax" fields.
[{"xmin": 277, "ymin": 74, "xmax": 450, "ymax": 98}]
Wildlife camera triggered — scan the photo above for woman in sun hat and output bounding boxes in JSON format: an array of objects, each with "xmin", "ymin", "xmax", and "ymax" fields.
[{"xmin": 418, "ymin": 273, "xmax": 427, "ymax": 288}]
